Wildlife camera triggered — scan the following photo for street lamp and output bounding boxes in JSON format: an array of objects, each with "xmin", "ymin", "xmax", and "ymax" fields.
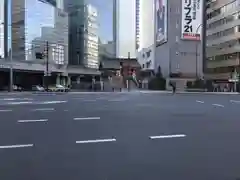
[
  {"xmin": 195, "ymin": 24, "xmax": 202, "ymax": 79},
  {"xmin": 1, "ymin": 22, "xmax": 13, "ymax": 91}
]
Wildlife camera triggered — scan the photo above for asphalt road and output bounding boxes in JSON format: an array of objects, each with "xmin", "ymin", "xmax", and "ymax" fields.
[{"xmin": 1, "ymin": 91, "xmax": 240, "ymax": 180}]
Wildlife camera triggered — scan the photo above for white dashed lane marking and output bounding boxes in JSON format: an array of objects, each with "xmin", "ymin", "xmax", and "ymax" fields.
[
  {"xmin": 149, "ymin": 134, "xmax": 186, "ymax": 139},
  {"xmin": 0, "ymin": 109, "xmax": 12, "ymax": 112},
  {"xmin": 230, "ymin": 100, "xmax": 240, "ymax": 104},
  {"xmin": 212, "ymin": 104, "xmax": 224, "ymax": 107},
  {"xmin": 73, "ymin": 117, "xmax": 100, "ymax": 120},
  {"xmin": 31, "ymin": 108, "xmax": 55, "ymax": 111},
  {"xmin": 196, "ymin": 100, "xmax": 204, "ymax": 103},
  {"xmin": 76, "ymin": 138, "xmax": 116, "ymax": 144},
  {"xmin": 18, "ymin": 119, "xmax": 48, "ymax": 123},
  {"xmin": 0, "ymin": 144, "xmax": 34, "ymax": 149}
]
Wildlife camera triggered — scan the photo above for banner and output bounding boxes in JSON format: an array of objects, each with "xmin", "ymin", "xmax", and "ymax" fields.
[
  {"xmin": 156, "ymin": 0, "xmax": 167, "ymax": 45},
  {"xmin": 181, "ymin": 0, "xmax": 203, "ymax": 40}
]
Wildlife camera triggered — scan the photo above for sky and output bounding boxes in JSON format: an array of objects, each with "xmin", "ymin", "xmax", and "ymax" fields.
[{"xmin": 85, "ymin": 0, "xmax": 113, "ymax": 42}]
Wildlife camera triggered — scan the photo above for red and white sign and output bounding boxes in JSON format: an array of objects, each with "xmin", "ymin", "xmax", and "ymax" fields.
[{"xmin": 181, "ymin": 0, "xmax": 203, "ymax": 41}]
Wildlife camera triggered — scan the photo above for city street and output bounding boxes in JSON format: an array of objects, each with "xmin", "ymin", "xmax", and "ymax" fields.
[{"xmin": 1, "ymin": 91, "xmax": 240, "ymax": 180}]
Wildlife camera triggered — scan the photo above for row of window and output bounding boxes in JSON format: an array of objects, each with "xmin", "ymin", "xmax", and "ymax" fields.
[
  {"xmin": 206, "ymin": 66, "xmax": 235, "ymax": 74},
  {"xmin": 207, "ymin": 12, "xmax": 239, "ymax": 30},
  {"xmin": 207, "ymin": 52, "xmax": 239, "ymax": 61},
  {"xmin": 207, "ymin": 27, "xmax": 235, "ymax": 40},
  {"xmin": 207, "ymin": 0, "xmax": 240, "ymax": 20}
]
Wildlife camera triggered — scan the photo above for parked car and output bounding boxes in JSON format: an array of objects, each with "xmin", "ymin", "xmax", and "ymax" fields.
[
  {"xmin": 13, "ymin": 85, "xmax": 23, "ymax": 91},
  {"xmin": 32, "ymin": 85, "xmax": 45, "ymax": 92},
  {"xmin": 48, "ymin": 84, "xmax": 69, "ymax": 92}
]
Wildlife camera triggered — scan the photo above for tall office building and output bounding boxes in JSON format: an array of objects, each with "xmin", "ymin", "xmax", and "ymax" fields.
[
  {"xmin": 113, "ymin": 0, "xmax": 155, "ymax": 58},
  {"xmin": 63, "ymin": 0, "xmax": 84, "ymax": 66},
  {"xmin": 11, "ymin": 0, "xmax": 68, "ymax": 64},
  {"xmin": 83, "ymin": 4, "xmax": 99, "ymax": 69},
  {"xmin": 205, "ymin": 0, "xmax": 240, "ymax": 81},
  {"xmin": 138, "ymin": 0, "xmax": 154, "ymax": 51},
  {"xmin": 0, "ymin": 0, "xmax": 5, "ymax": 58},
  {"xmin": 114, "ymin": 0, "xmax": 136, "ymax": 58}
]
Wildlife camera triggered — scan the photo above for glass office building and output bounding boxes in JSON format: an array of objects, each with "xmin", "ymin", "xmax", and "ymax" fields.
[{"xmin": 11, "ymin": 0, "xmax": 68, "ymax": 64}]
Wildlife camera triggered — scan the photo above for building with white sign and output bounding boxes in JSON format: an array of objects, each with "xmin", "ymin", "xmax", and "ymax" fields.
[
  {"xmin": 153, "ymin": 0, "xmax": 204, "ymax": 81},
  {"xmin": 205, "ymin": 0, "xmax": 240, "ymax": 81}
]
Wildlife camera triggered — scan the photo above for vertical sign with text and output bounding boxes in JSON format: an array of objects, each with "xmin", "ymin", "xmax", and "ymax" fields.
[{"xmin": 181, "ymin": 0, "xmax": 203, "ymax": 40}]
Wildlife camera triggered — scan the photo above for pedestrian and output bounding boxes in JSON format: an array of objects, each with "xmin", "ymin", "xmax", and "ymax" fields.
[{"xmin": 169, "ymin": 81, "xmax": 176, "ymax": 94}]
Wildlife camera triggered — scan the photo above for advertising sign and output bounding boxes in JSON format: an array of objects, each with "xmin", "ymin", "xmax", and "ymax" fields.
[
  {"xmin": 181, "ymin": 0, "xmax": 203, "ymax": 40},
  {"xmin": 156, "ymin": 0, "xmax": 168, "ymax": 46}
]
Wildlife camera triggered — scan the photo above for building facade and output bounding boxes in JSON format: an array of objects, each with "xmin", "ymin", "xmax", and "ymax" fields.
[
  {"xmin": 114, "ymin": 0, "xmax": 137, "ymax": 58},
  {"xmin": 153, "ymin": 0, "xmax": 203, "ymax": 79},
  {"xmin": 205, "ymin": 0, "xmax": 240, "ymax": 81},
  {"xmin": 83, "ymin": 4, "xmax": 99, "ymax": 69}
]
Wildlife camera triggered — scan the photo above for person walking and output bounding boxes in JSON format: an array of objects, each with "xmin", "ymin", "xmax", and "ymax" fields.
[{"xmin": 169, "ymin": 81, "xmax": 176, "ymax": 94}]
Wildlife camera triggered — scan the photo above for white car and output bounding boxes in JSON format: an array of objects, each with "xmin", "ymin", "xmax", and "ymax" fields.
[{"xmin": 55, "ymin": 84, "xmax": 69, "ymax": 92}]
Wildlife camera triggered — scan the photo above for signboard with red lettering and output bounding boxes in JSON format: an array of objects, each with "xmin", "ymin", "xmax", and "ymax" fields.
[{"xmin": 181, "ymin": 0, "xmax": 203, "ymax": 40}]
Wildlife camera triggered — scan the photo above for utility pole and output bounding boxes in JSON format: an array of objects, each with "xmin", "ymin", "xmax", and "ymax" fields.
[
  {"xmin": 9, "ymin": 48, "xmax": 13, "ymax": 92},
  {"xmin": 127, "ymin": 52, "xmax": 130, "ymax": 91},
  {"xmin": 45, "ymin": 41, "xmax": 49, "ymax": 91}
]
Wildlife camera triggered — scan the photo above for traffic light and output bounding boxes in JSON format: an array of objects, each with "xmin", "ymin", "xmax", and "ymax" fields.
[{"xmin": 35, "ymin": 52, "xmax": 44, "ymax": 59}]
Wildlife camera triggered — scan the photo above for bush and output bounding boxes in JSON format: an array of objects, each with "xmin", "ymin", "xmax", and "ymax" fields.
[
  {"xmin": 186, "ymin": 81, "xmax": 193, "ymax": 88},
  {"xmin": 148, "ymin": 77, "xmax": 166, "ymax": 90},
  {"xmin": 193, "ymin": 79, "xmax": 205, "ymax": 88}
]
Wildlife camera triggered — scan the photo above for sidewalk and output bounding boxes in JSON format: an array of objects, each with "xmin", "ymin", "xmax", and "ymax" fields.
[{"xmin": 139, "ymin": 90, "xmax": 239, "ymax": 95}]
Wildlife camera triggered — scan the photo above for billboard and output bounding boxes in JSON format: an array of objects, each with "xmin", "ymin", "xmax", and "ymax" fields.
[
  {"xmin": 156, "ymin": 0, "xmax": 168, "ymax": 46},
  {"xmin": 181, "ymin": 0, "xmax": 203, "ymax": 40}
]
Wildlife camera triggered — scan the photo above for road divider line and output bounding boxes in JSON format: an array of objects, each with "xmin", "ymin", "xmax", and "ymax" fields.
[
  {"xmin": 196, "ymin": 100, "xmax": 204, "ymax": 103},
  {"xmin": 149, "ymin": 134, "xmax": 186, "ymax": 139},
  {"xmin": 74, "ymin": 117, "xmax": 100, "ymax": 120},
  {"xmin": 108, "ymin": 99, "xmax": 127, "ymax": 102},
  {"xmin": 230, "ymin": 100, "xmax": 240, "ymax": 103},
  {"xmin": 0, "ymin": 109, "xmax": 12, "ymax": 112},
  {"xmin": 32, "ymin": 108, "xmax": 55, "ymax": 111},
  {"xmin": 18, "ymin": 119, "xmax": 48, "ymax": 123},
  {"xmin": 83, "ymin": 99, "xmax": 97, "ymax": 102},
  {"xmin": 39, "ymin": 101, "xmax": 67, "ymax": 104},
  {"xmin": 76, "ymin": 138, "xmax": 116, "ymax": 144},
  {"xmin": 0, "ymin": 144, "xmax": 34, "ymax": 149},
  {"xmin": 7, "ymin": 101, "xmax": 33, "ymax": 105},
  {"xmin": 212, "ymin": 103, "xmax": 224, "ymax": 107}
]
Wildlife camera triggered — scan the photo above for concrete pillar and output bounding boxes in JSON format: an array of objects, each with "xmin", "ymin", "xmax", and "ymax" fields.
[
  {"xmin": 67, "ymin": 76, "xmax": 71, "ymax": 86},
  {"xmin": 77, "ymin": 76, "xmax": 81, "ymax": 84},
  {"xmin": 56, "ymin": 74, "xmax": 60, "ymax": 85},
  {"xmin": 62, "ymin": 76, "xmax": 66, "ymax": 86}
]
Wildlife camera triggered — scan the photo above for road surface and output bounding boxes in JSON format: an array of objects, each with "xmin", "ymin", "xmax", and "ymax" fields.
[{"xmin": 0, "ymin": 92, "xmax": 240, "ymax": 180}]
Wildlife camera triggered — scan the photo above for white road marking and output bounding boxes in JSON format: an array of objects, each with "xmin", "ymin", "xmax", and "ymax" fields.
[
  {"xmin": 74, "ymin": 117, "xmax": 100, "ymax": 120},
  {"xmin": 0, "ymin": 144, "xmax": 34, "ymax": 149},
  {"xmin": 76, "ymin": 138, "xmax": 116, "ymax": 144},
  {"xmin": 0, "ymin": 109, "xmax": 12, "ymax": 112},
  {"xmin": 108, "ymin": 99, "xmax": 127, "ymax": 102},
  {"xmin": 7, "ymin": 101, "xmax": 33, "ymax": 105},
  {"xmin": 212, "ymin": 103, "xmax": 224, "ymax": 107},
  {"xmin": 230, "ymin": 100, "xmax": 240, "ymax": 103},
  {"xmin": 18, "ymin": 119, "xmax": 48, "ymax": 123},
  {"xmin": 39, "ymin": 101, "xmax": 67, "ymax": 104},
  {"xmin": 2, "ymin": 98, "xmax": 33, "ymax": 101},
  {"xmin": 32, "ymin": 108, "xmax": 55, "ymax": 111},
  {"xmin": 149, "ymin": 134, "xmax": 186, "ymax": 139},
  {"xmin": 83, "ymin": 99, "xmax": 97, "ymax": 102},
  {"xmin": 196, "ymin": 100, "xmax": 204, "ymax": 103}
]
